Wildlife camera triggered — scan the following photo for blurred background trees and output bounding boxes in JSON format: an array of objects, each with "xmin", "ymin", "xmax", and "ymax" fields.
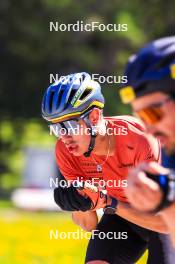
[{"xmin": 0, "ymin": 0, "xmax": 175, "ymax": 190}]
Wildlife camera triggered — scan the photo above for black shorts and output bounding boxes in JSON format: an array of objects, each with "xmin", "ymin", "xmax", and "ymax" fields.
[{"xmin": 85, "ymin": 214, "xmax": 151, "ymax": 264}]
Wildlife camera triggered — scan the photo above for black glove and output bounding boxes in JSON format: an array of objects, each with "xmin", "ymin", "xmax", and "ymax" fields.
[{"xmin": 54, "ymin": 185, "xmax": 92, "ymax": 211}]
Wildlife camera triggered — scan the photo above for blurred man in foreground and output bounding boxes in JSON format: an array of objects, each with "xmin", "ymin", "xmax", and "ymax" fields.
[{"xmin": 119, "ymin": 36, "xmax": 175, "ymax": 248}]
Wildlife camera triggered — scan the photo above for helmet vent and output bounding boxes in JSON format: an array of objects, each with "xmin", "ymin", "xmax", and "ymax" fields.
[
  {"xmin": 79, "ymin": 89, "xmax": 92, "ymax": 101},
  {"xmin": 57, "ymin": 89, "xmax": 64, "ymax": 106},
  {"xmin": 49, "ymin": 91, "xmax": 55, "ymax": 112},
  {"xmin": 156, "ymin": 54, "xmax": 175, "ymax": 69},
  {"xmin": 67, "ymin": 89, "xmax": 77, "ymax": 104},
  {"xmin": 81, "ymin": 73, "xmax": 86, "ymax": 82}
]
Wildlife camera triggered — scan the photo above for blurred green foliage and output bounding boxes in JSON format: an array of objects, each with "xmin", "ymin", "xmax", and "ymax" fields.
[
  {"xmin": 0, "ymin": 120, "xmax": 55, "ymax": 189},
  {"xmin": 0, "ymin": 0, "xmax": 175, "ymax": 188}
]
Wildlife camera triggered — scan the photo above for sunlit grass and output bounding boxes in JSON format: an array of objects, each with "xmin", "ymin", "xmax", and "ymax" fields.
[{"xmin": 0, "ymin": 208, "xmax": 147, "ymax": 264}]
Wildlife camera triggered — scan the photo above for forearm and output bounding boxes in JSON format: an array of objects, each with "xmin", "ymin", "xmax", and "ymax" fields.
[
  {"xmin": 72, "ymin": 211, "xmax": 98, "ymax": 232},
  {"xmin": 116, "ymin": 202, "xmax": 169, "ymax": 233}
]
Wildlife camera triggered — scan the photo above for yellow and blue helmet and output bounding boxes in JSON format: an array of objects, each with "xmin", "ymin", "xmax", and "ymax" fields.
[{"xmin": 42, "ymin": 72, "xmax": 104, "ymax": 123}]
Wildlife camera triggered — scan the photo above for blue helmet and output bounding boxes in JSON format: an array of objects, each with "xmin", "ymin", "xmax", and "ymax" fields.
[
  {"xmin": 42, "ymin": 72, "xmax": 104, "ymax": 123},
  {"xmin": 119, "ymin": 36, "xmax": 175, "ymax": 104}
]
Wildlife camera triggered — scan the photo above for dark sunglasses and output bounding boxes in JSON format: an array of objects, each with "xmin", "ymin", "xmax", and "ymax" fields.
[{"xmin": 50, "ymin": 110, "xmax": 93, "ymax": 137}]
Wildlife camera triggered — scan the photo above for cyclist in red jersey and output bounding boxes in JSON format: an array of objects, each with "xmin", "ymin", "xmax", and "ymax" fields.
[
  {"xmin": 42, "ymin": 72, "xmax": 167, "ymax": 264},
  {"xmin": 55, "ymin": 115, "xmax": 161, "ymax": 207}
]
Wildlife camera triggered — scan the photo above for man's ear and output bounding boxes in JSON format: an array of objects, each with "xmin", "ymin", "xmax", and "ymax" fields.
[{"xmin": 89, "ymin": 108, "xmax": 102, "ymax": 125}]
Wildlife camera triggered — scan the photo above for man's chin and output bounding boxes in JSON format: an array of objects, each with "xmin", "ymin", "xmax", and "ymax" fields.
[{"xmin": 72, "ymin": 151, "xmax": 82, "ymax": 156}]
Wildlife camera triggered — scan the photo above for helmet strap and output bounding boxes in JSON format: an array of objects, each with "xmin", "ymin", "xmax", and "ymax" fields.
[{"xmin": 83, "ymin": 116, "xmax": 97, "ymax": 157}]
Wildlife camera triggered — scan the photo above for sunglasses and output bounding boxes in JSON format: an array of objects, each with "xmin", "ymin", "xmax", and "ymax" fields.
[
  {"xmin": 50, "ymin": 119, "xmax": 81, "ymax": 137},
  {"xmin": 50, "ymin": 110, "xmax": 93, "ymax": 137},
  {"xmin": 134, "ymin": 97, "xmax": 172, "ymax": 125}
]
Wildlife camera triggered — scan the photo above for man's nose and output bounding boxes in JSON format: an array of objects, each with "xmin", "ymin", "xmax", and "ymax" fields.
[{"xmin": 60, "ymin": 134, "xmax": 73, "ymax": 142}]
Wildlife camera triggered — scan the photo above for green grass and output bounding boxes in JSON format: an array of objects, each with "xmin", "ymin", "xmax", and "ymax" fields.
[{"xmin": 0, "ymin": 207, "xmax": 147, "ymax": 264}]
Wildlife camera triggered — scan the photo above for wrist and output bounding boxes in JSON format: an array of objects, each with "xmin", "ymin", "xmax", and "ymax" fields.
[{"xmin": 103, "ymin": 197, "xmax": 118, "ymax": 214}]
